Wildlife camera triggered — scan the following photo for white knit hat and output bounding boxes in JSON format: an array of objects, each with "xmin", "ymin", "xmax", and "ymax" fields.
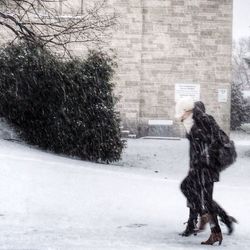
[{"xmin": 175, "ymin": 97, "xmax": 194, "ymax": 121}]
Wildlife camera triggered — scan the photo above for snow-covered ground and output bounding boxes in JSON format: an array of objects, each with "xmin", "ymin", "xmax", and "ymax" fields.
[{"xmin": 0, "ymin": 131, "xmax": 250, "ymax": 249}]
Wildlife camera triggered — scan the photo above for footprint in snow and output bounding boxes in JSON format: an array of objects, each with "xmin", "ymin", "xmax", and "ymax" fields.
[{"xmin": 118, "ymin": 223, "xmax": 148, "ymax": 229}]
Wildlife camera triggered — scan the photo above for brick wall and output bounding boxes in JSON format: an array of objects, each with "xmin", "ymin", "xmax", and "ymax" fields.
[{"xmin": 106, "ymin": 0, "xmax": 233, "ymax": 136}]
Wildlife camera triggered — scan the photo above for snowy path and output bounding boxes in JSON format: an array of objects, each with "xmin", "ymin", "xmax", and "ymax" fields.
[{"xmin": 0, "ymin": 133, "xmax": 250, "ymax": 249}]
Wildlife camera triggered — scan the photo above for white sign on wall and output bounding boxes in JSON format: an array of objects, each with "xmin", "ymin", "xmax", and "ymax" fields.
[
  {"xmin": 175, "ymin": 83, "xmax": 200, "ymax": 102},
  {"xmin": 148, "ymin": 120, "xmax": 173, "ymax": 126},
  {"xmin": 218, "ymin": 89, "xmax": 228, "ymax": 103}
]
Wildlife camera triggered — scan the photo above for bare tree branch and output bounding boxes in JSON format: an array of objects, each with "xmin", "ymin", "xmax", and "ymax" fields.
[{"xmin": 0, "ymin": 0, "xmax": 116, "ymax": 56}]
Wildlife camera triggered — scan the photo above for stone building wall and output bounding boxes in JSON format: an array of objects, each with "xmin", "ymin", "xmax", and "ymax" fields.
[
  {"xmin": 106, "ymin": 0, "xmax": 233, "ymax": 136},
  {"xmin": 0, "ymin": 0, "xmax": 233, "ymax": 136}
]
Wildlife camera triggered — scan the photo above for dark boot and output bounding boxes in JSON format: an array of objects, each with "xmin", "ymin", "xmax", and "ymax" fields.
[
  {"xmin": 201, "ymin": 232, "xmax": 223, "ymax": 245},
  {"xmin": 220, "ymin": 216, "xmax": 238, "ymax": 235},
  {"xmin": 180, "ymin": 219, "xmax": 198, "ymax": 237},
  {"xmin": 179, "ymin": 208, "xmax": 198, "ymax": 237},
  {"xmin": 180, "ymin": 208, "xmax": 198, "ymax": 237}
]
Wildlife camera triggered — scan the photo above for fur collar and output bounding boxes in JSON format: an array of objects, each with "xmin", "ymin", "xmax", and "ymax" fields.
[{"xmin": 183, "ymin": 113, "xmax": 194, "ymax": 134}]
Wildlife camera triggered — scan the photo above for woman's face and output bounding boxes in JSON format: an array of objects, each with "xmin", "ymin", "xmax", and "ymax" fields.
[
  {"xmin": 180, "ymin": 110, "xmax": 193, "ymax": 122},
  {"xmin": 175, "ymin": 98, "xmax": 194, "ymax": 122}
]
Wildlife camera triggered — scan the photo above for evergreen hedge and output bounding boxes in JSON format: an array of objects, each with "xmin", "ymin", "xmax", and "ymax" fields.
[
  {"xmin": 230, "ymin": 81, "xmax": 250, "ymax": 130},
  {"xmin": 0, "ymin": 42, "xmax": 124, "ymax": 162}
]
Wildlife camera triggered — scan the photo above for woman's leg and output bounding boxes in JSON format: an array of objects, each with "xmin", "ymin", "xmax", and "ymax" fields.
[
  {"xmin": 213, "ymin": 200, "xmax": 237, "ymax": 235},
  {"xmin": 201, "ymin": 181, "xmax": 223, "ymax": 245},
  {"xmin": 180, "ymin": 172, "xmax": 203, "ymax": 213},
  {"xmin": 180, "ymin": 172, "xmax": 202, "ymax": 236}
]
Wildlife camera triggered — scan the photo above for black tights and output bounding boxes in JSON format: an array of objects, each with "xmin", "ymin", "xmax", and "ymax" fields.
[{"xmin": 180, "ymin": 171, "xmax": 221, "ymax": 233}]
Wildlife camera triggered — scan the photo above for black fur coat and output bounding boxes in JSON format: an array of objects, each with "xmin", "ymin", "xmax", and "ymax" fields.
[{"xmin": 186, "ymin": 102, "xmax": 222, "ymax": 182}]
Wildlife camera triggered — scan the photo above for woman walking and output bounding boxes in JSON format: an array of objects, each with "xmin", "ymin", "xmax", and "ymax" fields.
[{"xmin": 175, "ymin": 99, "xmax": 237, "ymax": 245}]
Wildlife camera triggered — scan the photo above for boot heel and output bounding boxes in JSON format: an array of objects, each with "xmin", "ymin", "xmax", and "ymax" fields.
[
  {"xmin": 201, "ymin": 232, "xmax": 223, "ymax": 245},
  {"xmin": 230, "ymin": 216, "xmax": 238, "ymax": 224}
]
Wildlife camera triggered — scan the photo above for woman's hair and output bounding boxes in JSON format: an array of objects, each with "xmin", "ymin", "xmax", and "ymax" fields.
[{"xmin": 194, "ymin": 101, "xmax": 206, "ymax": 113}]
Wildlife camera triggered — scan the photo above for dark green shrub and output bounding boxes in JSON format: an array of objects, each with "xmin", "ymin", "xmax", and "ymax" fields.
[{"xmin": 0, "ymin": 42, "xmax": 124, "ymax": 162}]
